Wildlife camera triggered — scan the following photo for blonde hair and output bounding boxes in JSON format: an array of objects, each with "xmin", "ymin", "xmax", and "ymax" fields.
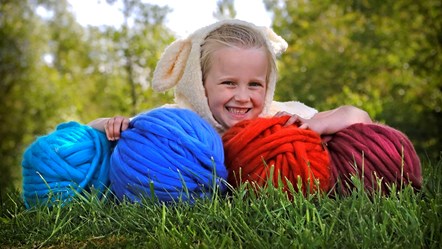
[{"xmin": 200, "ymin": 24, "xmax": 276, "ymax": 85}]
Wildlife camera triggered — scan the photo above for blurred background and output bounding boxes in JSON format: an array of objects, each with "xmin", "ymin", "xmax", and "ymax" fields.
[{"xmin": 1, "ymin": 0, "xmax": 440, "ymax": 194}]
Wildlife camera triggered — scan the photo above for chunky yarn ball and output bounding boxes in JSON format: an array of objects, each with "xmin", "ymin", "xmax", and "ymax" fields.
[
  {"xmin": 222, "ymin": 116, "xmax": 331, "ymax": 194},
  {"xmin": 327, "ymin": 123, "xmax": 422, "ymax": 195},
  {"xmin": 110, "ymin": 108, "xmax": 227, "ymax": 203},
  {"xmin": 22, "ymin": 122, "xmax": 111, "ymax": 208}
]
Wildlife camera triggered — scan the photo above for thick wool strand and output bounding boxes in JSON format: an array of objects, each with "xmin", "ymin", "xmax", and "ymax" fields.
[
  {"xmin": 327, "ymin": 123, "xmax": 422, "ymax": 195},
  {"xmin": 222, "ymin": 116, "xmax": 331, "ymax": 194},
  {"xmin": 22, "ymin": 122, "xmax": 111, "ymax": 208},
  {"xmin": 110, "ymin": 108, "xmax": 227, "ymax": 203}
]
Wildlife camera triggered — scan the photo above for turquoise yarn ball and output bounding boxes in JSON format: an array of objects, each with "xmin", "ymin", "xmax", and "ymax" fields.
[{"xmin": 22, "ymin": 121, "xmax": 112, "ymax": 208}]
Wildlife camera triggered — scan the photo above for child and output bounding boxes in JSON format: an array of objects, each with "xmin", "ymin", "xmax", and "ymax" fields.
[{"xmin": 88, "ymin": 19, "xmax": 371, "ymax": 140}]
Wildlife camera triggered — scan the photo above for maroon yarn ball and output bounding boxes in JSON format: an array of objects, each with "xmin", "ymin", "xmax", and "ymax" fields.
[{"xmin": 326, "ymin": 123, "xmax": 422, "ymax": 195}]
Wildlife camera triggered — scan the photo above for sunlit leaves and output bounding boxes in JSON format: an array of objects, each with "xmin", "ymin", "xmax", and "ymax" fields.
[{"xmin": 266, "ymin": 0, "xmax": 441, "ymax": 160}]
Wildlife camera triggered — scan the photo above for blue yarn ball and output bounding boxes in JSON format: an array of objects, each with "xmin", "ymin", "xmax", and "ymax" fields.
[
  {"xmin": 22, "ymin": 121, "xmax": 112, "ymax": 208},
  {"xmin": 110, "ymin": 108, "xmax": 227, "ymax": 203}
]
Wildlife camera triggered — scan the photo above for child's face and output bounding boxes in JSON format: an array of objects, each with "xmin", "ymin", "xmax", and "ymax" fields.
[{"xmin": 204, "ymin": 46, "xmax": 268, "ymax": 129}]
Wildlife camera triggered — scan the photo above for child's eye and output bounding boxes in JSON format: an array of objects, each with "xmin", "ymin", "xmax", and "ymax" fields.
[
  {"xmin": 222, "ymin": 81, "xmax": 235, "ymax": 86},
  {"xmin": 249, "ymin": 82, "xmax": 264, "ymax": 87}
]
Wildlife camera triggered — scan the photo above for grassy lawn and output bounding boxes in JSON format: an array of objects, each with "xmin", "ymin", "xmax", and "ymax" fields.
[{"xmin": 1, "ymin": 158, "xmax": 441, "ymax": 248}]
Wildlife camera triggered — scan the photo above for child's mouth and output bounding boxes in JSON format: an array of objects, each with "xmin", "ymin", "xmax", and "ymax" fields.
[{"xmin": 226, "ymin": 107, "xmax": 250, "ymax": 115}]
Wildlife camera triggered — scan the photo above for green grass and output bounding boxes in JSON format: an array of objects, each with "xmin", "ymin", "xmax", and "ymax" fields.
[{"xmin": 1, "ymin": 158, "xmax": 441, "ymax": 249}]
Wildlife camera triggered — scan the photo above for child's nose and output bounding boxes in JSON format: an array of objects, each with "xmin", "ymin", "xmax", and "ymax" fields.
[{"xmin": 234, "ymin": 88, "xmax": 250, "ymax": 102}]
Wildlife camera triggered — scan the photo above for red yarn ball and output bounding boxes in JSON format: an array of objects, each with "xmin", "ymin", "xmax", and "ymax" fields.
[
  {"xmin": 326, "ymin": 123, "xmax": 422, "ymax": 195},
  {"xmin": 222, "ymin": 116, "xmax": 331, "ymax": 194}
]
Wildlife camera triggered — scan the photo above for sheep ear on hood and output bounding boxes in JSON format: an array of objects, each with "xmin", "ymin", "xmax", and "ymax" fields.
[
  {"xmin": 152, "ymin": 38, "xmax": 192, "ymax": 92},
  {"xmin": 260, "ymin": 26, "xmax": 288, "ymax": 56}
]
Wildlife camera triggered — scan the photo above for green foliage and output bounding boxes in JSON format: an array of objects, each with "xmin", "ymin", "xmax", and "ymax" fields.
[
  {"xmin": 215, "ymin": 0, "xmax": 237, "ymax": 20},
  {"xmin": 0, "ymin": 0, "xmax": 175, "ymax": 193},
  {"xmin": 0, "ymin": 0, "xmax": 63, "ymax": 191},
  {"xmin": 98, "ymin": 0, "xmax": 175, "ymax": 116},
  {"xmin": 0, "ymin": 159, "xmax": 441, "ymax": 248},
  {"xmin": 265, "ymin": 0, "xmax": 441, "ymax": 160}
]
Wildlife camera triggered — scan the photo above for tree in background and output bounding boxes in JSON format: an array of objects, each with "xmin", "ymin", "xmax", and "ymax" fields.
[
  {"xmin": 43, "ymin": 0, "xmax": 175, "ymax": 122},
  {"xmin": 214, "ymin": 0, "xmax": 237, "ymax": 20},
  {"xmin": 101, "ymin": 0, "xmax": 175, "ymax": 117},
  {"xmin": 0, "ymin": 0, "xmax": 175, "ymax": 193},
  {"xmin": 264, "ymin": 0, "xmax": 441, "ymax": 160},
  {"xmin": 0, "ymin": 0, "xmax": 61, "ymax": 193}
]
